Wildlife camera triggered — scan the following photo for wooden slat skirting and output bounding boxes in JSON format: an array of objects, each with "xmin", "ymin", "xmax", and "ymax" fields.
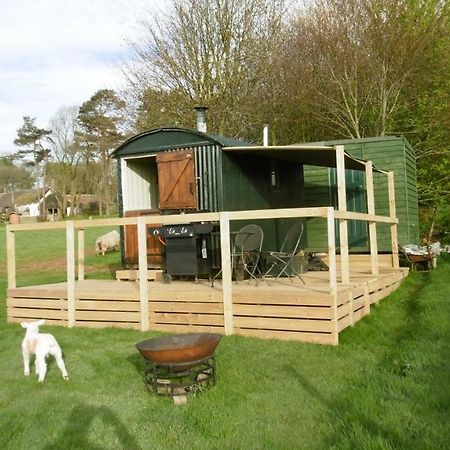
[{"xmin": 7, "ymin": 269, "xmax": 408, "ymax": 344}]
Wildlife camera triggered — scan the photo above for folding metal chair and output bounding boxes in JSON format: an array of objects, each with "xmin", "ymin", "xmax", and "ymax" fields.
[
  {"xmin": 262, "ymin": 221, "xmax": 305, "ymax": 283},
  {"xmin": 232, "ymin": 224, "xmax": 264, "ymax": 283}
]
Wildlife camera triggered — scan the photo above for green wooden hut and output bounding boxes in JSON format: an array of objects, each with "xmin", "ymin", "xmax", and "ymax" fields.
[
  {"xmin": 112, "ymin": 127, "xmax": 415, "ymax": 267},
  {"xmin": 302, "ymin": 136, "xmax": 419, "ymax": 252},
  {"xmin": 112, "ymin": 127, "xmax": 306, "ymax": 266}
]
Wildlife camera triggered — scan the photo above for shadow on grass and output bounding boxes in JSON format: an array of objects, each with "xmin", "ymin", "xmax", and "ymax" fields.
[
  {"xmin": 127, "ymin": 352, "xmax": 145, "ymax": 376},
  {"xmin": 42, "ymin": 404, "xmax": 141, "ymax": 450},
  {"xmin": 285, "ymin": 365, "xmax": 404, "ymax": 447},
  {"xmin": 378, "ymin": 272, "xmax": 429, "ymax": 371},
  {"xmin": 285, "ymin": 272, "xmax": 433, "ymax": 448}
]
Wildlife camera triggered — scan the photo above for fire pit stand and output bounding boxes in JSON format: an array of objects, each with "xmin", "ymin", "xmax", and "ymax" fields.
[{"xmin": 143, "ymin": 355, "xmax": 216, "ymax": 397}]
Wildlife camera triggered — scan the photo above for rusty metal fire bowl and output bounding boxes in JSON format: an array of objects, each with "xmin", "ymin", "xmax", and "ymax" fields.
[
  {"xmin": 135, "ymin": 333, "xmax": 222, "ymax": 364},
  {"xmin": 135, "ymin": 333, "xmax": 222, "ymax": 398}
]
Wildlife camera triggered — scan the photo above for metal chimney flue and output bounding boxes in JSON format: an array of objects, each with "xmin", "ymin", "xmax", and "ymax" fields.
[
  {"xmin": 195, "ymin": 106, "xmax": 208, "ymax": 133},
  {"xmin": 263, "ymin": 125, "xmax": 269, "ymax": 146}
]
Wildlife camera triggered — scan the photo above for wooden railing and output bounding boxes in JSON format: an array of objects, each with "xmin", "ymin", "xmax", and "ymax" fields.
[{"xmin": 6, "ymin": 206, "xmax": 399, "ymax": 337}]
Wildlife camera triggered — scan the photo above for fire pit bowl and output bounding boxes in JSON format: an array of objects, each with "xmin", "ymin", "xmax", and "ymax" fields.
[{"xmin": 135, "ymin": 333, "xmax": 222, "ymax": 365}]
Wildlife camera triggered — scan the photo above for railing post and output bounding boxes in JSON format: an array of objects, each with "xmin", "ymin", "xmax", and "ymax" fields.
[
  {"xmin": 137, "ymin": 217, "xmax": 149, "ymax": 331},
  {"xmin": 327, "ymin": 207, "xmax": 339, "ymax": 345},
  {"xmin": 219, "ymin": 212, "xmax": 233, "ymax": 335},
  {"xmin": 78, "ymin": 228, "xmax": 85, "ymax": 281},
  {"xmin": 6, "ymin": 226, "xmax": 16, "ymax": 289},
  {"xmin": 365, "ymin": 161, "xmax": 379, "ymax": 275},
  {"xmin": 388, "ymin": 171, "xmax": 399, "ymax": 268},
  {"xmin": 66, "ymin": 221, "xmax": 76, "ymax": 328},
  {"xmin": 336, "ymin": 145, "xmax": 350, "ymax": 284}
]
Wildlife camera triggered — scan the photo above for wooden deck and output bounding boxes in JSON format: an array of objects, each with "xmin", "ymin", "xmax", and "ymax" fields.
[{"xmin": 7, "ymin": 267, "xmax": 408, "ymax": 345}]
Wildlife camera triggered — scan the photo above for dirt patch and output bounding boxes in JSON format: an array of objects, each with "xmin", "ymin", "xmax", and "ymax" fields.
[{"xmin": 14, "ymin": 249, "xmax": 111, "ymax": 274}]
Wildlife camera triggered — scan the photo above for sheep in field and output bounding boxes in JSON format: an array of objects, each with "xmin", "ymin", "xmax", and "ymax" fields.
[
  {"xmin": 95, "ymin": 230, "xmax": 120, "ymax": 256},
  {"xmin": 21, "ymin": 319, "xmax": 69, "ymax": 382}
]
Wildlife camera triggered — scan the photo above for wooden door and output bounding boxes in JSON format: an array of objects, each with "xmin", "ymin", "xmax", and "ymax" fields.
[
  {"xmin": 124, "ymin": 209, "xmax": 164, "ymax": 267},
  {"xmin": 156, "ymin": 149, "xmax": 196, "ymax": 210}
]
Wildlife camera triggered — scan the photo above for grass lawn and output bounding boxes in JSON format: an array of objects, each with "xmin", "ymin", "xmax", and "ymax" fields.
[{"xmin": 0, "ymin": 223, "xmax": 449, "ymax": 449}]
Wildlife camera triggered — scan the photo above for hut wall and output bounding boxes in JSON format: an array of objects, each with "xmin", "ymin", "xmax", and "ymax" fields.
[
  {"xmin": 303, "ymin": 137, "xmax": 419, "ymax": 252},
  {"xmin": 221, "ymin": 153, "xmax": 305, "ymax": 250}
]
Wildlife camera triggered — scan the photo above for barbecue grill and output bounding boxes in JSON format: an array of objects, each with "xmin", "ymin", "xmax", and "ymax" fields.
[{"xmin": 151, "ymin": 222, "xmax": 215, "ymax": 282}]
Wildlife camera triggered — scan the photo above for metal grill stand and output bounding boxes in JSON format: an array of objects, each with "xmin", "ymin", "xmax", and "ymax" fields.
[{"xmin": 143, "ymin": 355, "xmax": 216, "ymax": 398}]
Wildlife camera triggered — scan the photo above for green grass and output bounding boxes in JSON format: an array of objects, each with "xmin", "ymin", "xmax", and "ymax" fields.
[{"xmin": 0, "ymin": 223, "xmax": 449, "ymax": 449}]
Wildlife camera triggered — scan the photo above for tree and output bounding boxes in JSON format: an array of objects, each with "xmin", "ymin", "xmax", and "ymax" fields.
[
  {"xmin": 13, "ymin": 116, "xmax": 52, "ymax": 215},
  {"xmin": 76, "ymin": 89, "xmax": 126, "ymax": 215},
  {"xmin": 283, "ymin": 0, "xmax": 449, "ymax": 139},
  {"xmin": 123, "ymin": 0, "xmax": 287, "ymax": 140},
  {"xmin": 0, "ymin": 157, "xmax": 34, "ymax": 193},
  {"xmin": 47, "ymin": 106, "xmax": 85, "ymax": 217}
]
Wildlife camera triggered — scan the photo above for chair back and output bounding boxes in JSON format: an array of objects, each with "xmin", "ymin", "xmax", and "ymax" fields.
[
  {"xmin": 280, "ymin": 221, "xmax": 304, "ymax": 255},
  {"xmin": 234, "ymin": 224, "xmax": 264, "ymax": 253}
]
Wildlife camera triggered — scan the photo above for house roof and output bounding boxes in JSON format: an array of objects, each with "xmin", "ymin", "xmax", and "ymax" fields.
[
  {"xmin": 113, "ymin": 127, "xmax": 389, "ymax": 172},
  {"xmin": 112, "ymin": 127, "xmax": 252, "ymax": 157},
  {"xmin": 301, "ymin": 135, "xmax": 406, "ymax": 146},
  {"xmin": 0, "ymin": 190, "xmax": 41, "ymax": 208},
  {"xmin": 0, "ymin": 192, "xmax": 12, "ymax": 208},
  {"xmin": 0, "ymin": 189, "xmax": 62, "ymax": 210},
  {"xmin": 65, "ymin": 194, "xmax": 98, "ymax": 205}
]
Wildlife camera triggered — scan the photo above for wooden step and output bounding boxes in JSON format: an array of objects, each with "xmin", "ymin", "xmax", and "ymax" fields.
[{"xmin": 116, "ymin": 269, "xmax": 164, "ymax": 281}]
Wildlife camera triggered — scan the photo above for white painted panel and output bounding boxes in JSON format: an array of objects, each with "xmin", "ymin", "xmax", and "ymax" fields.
[{"xmin": 122, "ymin": 156, "xmax": 159, "ymax": 212}]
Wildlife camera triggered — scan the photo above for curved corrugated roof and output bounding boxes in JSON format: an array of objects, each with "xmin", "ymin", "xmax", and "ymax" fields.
[{"xmin": 112, "ymin": 127, "xmax": 253, "ymax": 157}]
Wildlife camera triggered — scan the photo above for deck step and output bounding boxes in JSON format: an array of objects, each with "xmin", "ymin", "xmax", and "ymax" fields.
[{"xmin": 116, "ymin": 269, "xmax": 164, "ymax": 282}]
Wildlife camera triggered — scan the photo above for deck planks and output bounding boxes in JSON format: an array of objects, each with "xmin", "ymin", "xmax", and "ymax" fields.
[{"xmin": 7, "ymin": 268, "xmax": 408, "ymax": 344}]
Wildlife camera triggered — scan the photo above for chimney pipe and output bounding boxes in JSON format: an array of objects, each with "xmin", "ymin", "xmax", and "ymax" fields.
[
  {"xmin": 263, "ymin": 125, "xmax": 269, "ymax": 146},
  {"xmin": 195, "ymin": 106, "xmax": 208, "ymax": 133}
]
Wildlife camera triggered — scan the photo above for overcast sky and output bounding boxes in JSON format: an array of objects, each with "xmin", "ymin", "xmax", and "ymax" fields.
[{"xmin": 0, "ymin": 0, "xmax": 164, "ymax": 155}]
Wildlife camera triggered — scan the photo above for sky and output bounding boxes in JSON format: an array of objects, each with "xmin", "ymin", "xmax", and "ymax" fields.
[{"xmin": 0, "ymin": 0, "xmax": 165, "ymax": 155}]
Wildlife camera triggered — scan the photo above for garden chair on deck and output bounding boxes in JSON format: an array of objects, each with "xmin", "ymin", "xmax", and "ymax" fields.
[
  {"xmin": 262, "ymin": 221, "xmax": 306, "ymax": 284},
  {"xmin": 232, "ymin": 224, "xmax": 264, "ymax": 283}
]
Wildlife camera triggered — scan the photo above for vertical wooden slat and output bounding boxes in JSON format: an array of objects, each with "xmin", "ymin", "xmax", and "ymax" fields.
[
  {"xmin": 365, "ymin": 161, "xmax": 379, "ymax": 275},
  {"xmin": 388, "ymin": 171, "xmax": 399, "ymax": 268},
  {"xmin": 220, "ymin": 212, "xmax": 233, "ymax": 335},
  {"xmin": 336, "ymin": 145, "xmax": 349, "ymax": 284},
  {"xmin": 347, "ymin": 291, "xmax": 354, "ymax": 326},
  {"xmin": 78, "ymin": 229, "xmax": 85, "ymax": 281},
  {"xmin": 66, "ymin": 221, "xmax": 76, "ymax": 327},
  {"xmin": 6, "ymin": 226, "xmax": 16, "ymax": 289},
  {"xmin": 363, "ymin": 283, "xmax": 370, "ymax": 316},
  {"xmin": 137, "ymin": 216, "xmax": 149, "ymax": 331},
  {"xmin": 327, "ymin": 207, "xmax": 339, "ymax": 345}
]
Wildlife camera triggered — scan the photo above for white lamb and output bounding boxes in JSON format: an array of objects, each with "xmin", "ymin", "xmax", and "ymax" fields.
[
  {"xmin": 95, "ymin": 230, "xmax": 120, "ymax": 256},
  {"xmin": 21, "ymin": 319, "xmax": 69, "ymax": 382}
]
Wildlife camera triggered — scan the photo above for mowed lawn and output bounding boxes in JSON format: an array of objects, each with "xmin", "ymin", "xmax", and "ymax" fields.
[{"xmin": 0, "ymin": 223, "xmax": 449, "ymax": 449}]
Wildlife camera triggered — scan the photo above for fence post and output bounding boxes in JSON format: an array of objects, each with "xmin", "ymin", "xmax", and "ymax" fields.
[
  {"xmin": 327, "ymin": 207, "xmax": 339, "ymax": 345},
  {"xmin": 365, "ymin": 161, "xmax": 379, "ymax": 275},
  {"xmin": 66, "ymin": 221, "xmax": 76, "ymax": 328},
  {"xmin": 78, "ymin": 228, "xmax": 85, "ymax": 280},
  {"xmin": 220, "ymin": 212, "xmax": 233, "ymax": 335},
  {"xmin": 336, "ymin": 145, "xmax": 350, "ymax": 284},
  {"xmin": 388, "ymin": 171, "xmax": 399, "ymax": 268},
  {"xmin": 137, "ymin": 216, "xmax": 149, "ymax": 331},
  {"xmin": 6, "ymin": 226, "xmax": 16, "ymax": 289}
]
